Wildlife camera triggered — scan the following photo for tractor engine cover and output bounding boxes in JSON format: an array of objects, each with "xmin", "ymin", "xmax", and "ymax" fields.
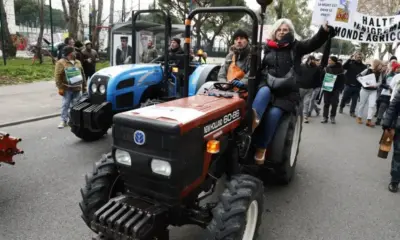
[{"xmin": 112, "ymin": 94, "xmax": 246, "ymax": 204}]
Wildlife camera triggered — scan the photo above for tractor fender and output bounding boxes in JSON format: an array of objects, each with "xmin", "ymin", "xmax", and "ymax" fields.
[
  {"xmin": 138, "ymin": 84, "xmax": 164, "ymax": 107},
  {"xmin": 189, "ymin": 64, "xmax": 220, "ymax": 96}
]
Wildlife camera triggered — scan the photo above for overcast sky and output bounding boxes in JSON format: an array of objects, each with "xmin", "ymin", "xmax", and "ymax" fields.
[{"xmin": 46, "ymin": 0, "xmax": 315, "ymax": 24}]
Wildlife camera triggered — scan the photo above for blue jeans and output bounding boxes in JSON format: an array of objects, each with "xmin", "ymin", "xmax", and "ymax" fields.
[
  {"xmin": 252, "ymin": 86, "xmax": 272, "ymax": 119},
  {"xmin": 61, "ymin": 90, "xmax": 81, "ymax": 122},
  {"xmin": 252, "ymin": 86, "xmax": 283, "ymax": 148}
]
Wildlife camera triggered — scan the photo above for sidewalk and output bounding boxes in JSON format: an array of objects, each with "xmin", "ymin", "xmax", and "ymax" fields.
[{"xmin": 0, "ymin": 81, "xmax": 62, "ymax": 127}]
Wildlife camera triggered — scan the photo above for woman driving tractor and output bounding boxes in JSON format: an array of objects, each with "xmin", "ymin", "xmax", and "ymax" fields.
[{"xmin": 218, "ymin": 19, "xmax": 335, "ymax": 165}]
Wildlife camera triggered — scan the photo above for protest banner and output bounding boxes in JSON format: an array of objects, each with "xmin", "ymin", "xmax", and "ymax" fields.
[{"xmin": 311, "ymin": 0, "xmax": 400, "ymax": 43}]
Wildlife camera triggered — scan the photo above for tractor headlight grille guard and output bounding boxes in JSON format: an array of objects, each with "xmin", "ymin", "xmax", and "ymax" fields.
[
  {"xmin": 91, "ymin": 196, "xmax": 169, "ymax": 240},
  {"xmin": 89, "ymin": 75, "xmax": 109, "ymax": 104}
]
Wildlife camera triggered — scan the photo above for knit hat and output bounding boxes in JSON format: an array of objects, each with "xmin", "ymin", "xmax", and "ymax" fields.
[
  {"xmin": 172, "ymin": 38, "xmax": 181, "ymax": 45},
  {"xmin": 63, "ymin": 46, "xmax": 74, "ymax": 56},
  {"xmin": 233, "ymin": 29, "xmax": 249, "ymax": 41}
]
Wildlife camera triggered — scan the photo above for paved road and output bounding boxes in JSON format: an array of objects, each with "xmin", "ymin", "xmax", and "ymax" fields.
[
  {"xmin": 0, "ymin": 81, "xmax": 61, "ymax": 125},
  {"xmin": 0, "ymin": 111, "xmax": 398, "ymax": 240}
]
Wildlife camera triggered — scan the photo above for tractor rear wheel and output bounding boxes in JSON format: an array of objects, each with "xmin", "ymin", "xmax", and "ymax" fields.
[
  {"xmin": 79, "ymin": 153, "xmax": 124, "ymax": 233},
  {"xmin": 71, "ymin": 125, "xmax": 108, "ymax": 142},
  {"xmin": 272, "ymin": 113, "xmax": 302, "ymax": 185},
  {"xmin": 204, "ymin": 174, "xmax": 264, "ymax": 240}
]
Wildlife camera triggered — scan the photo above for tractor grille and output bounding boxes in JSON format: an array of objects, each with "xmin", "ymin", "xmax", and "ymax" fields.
[
  {"xmin": 90, "ymin": 75, "xmax": 109, "ymax": 104},
  {"xmin": 91, "ymin": 196, "xmax": 168, "ymax": 239}
]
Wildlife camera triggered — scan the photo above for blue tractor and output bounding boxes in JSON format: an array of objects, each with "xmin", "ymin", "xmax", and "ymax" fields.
[{"xmin": 69, "ymin": 10, "xmax": 221, "ymax": 142}]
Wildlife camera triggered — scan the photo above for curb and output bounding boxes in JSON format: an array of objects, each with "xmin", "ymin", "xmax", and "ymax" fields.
[{"xmin": 0, "ymin": 113, "xmax": 60, "ymax": 128}]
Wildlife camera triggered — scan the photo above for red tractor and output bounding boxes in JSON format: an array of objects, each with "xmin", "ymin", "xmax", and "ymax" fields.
[
  {"xmin": 0, "ymin": 132, "xmax": 23, "ymax": 166},
  {"xmin": 79, "ymin": 2, "xmax": 303, "ymax": 239}
]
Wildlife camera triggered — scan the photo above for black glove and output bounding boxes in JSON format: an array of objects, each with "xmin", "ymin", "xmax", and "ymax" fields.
[{"xmin": 328, "ymin": 26, "xmax": 337, "ymax": 38}]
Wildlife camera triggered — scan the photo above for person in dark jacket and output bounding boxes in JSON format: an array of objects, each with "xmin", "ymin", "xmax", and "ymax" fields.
[
  {"xmin": 57, "ymin": 37, "xmax": 75, "ymax": 60},
  {"xmin": 382, "ymin": 89, "xmax": 400, "ymax": 192},
  {"xmin": 151, "ymin": 38, "xmax": 190, "ymax": 66},
  {"xmin": 250, "ymin": 18, "xmax": 333, "ymax": 164},
  {"xmin": 321, "ymin": 56, "xmax": 345, "ymax": 124},
  {"xmin": 339, "ymin": 52, "xmax": 367, "ymax": 116},
  {"xmin": 297, "ymin": 55, "xmax": 323, "ymax": 123}
]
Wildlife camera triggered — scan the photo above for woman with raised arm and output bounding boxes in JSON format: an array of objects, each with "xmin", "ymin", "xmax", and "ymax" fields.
[{"xmin": 252, "ymin": 19, "xmax": 335, "ymax": 164}]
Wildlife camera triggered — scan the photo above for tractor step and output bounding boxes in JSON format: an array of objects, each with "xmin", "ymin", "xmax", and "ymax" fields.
[{"xmin": 91, "ymin": 196, "xmax": 169, "ymax": 240}]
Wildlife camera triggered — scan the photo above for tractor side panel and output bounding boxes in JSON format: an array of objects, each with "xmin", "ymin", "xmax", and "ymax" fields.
[{"xmin": 107, "ymin": 67, "xmax": 163, "ymax": 111}]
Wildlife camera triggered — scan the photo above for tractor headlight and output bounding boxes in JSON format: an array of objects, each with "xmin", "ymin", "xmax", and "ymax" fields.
[
  {"xmin": 99, "ymin": 84, "xmax": 106, "ymax": 94},
  {"xmin": 91, "ymin": 83, "xmax": 97, "ymax": 93},
  {"xmin": 115, "ymin": 149, "xmax": 131, "ymax": 166},
  {"xmin": 151, "ymin": 159, "xmax": 171, "ymax": 177}
]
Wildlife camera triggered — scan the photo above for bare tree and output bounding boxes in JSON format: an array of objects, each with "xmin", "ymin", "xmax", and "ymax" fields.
[
  {"xmin": 78, "ymin": 5, "xmax": 85, "ymax": 41},
  {"xmin": 0, "ymin": 0, "xmax": 16, "ymax": 57},
  {"xmin": 35, "ymin": 0, "xmax": 45, "ymax": 64},
  {"xmin": 93, "ymin": 0, "xmax": 103, "ymax": 50},
  {"xmin": 61, "ymin": 0, "xmax": 80, "ymax": 40}
]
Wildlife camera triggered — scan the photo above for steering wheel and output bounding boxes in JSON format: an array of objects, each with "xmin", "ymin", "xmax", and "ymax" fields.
[{"xmin": 213, "ymin": 82, "xmax": 247, "ymax": 93}]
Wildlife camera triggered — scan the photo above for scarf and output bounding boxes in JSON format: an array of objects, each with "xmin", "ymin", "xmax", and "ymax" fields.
[
  {"xmin": 266, "ymin": 32, "xmax": 295, "ymax": 49},
  {"xmin": 231, "ymin": 44, "xmax": 250, "ymax": 61}
]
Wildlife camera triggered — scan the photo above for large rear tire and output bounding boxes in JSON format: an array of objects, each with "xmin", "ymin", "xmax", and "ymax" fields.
[
  {"xmin": 272, "ymin": 113, "xmax": 302, "ymax": 185},
  {"xmin": 204, "ymin": 174, "xmax": 264, "ymax": 240},
  {"xmin": 70, "ymin": 125, "xmax": 108, "ymax": 142},
  {"xmin": 79, "ymin": 153, "xmax": 124, "ymax": 233}
]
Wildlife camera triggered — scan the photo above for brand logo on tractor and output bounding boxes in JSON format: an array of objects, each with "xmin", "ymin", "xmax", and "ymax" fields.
[
  {"xmin": 203, "ymin": 109, "xmax": 241, "ymax": 136},
  {"xmin": 133, "ymin": 130, "xmax": 146, "ymax": 145}
]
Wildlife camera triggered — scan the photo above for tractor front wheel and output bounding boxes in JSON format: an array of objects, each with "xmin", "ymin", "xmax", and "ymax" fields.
[
  {"xmin": 79, "ymin": 153, "xmax": 124, "ymax": 233},
  {"xmin": 204, "ymin": 174, "xmax": 264, "ymax": 240}
]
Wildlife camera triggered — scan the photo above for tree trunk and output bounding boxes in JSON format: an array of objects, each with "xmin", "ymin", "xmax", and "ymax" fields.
[
  {"xmin": 95, "ymin": 0, "xmax": 103, "ymax": 51},
  {"xmin": 90, "ymin": 0, "xmax": 97, "ymax": 44},
  {"xmin": 67, "ymin": 0, "xmax": 80, "ymax": 40},
  {"xmin": 108, "ymin": 0, "xmax": 114, "ymax": 57},
  {"xmin": 0, "ymin": 0, "xmax": 16, "ymax": 57},
  {"xmin": 275, "ymin": 1, "xmax": 283, "ymax": 19},
  {"xmin": 36, "ymin": 0, "xmax": 45, "ymax": 64},
  {"xmin": 61, "ymin": 0, "xmax": 70, "ymax": 23},
  {"xmin": 78, "ymin": 6, "xmax": 85, "ymax": 41}
]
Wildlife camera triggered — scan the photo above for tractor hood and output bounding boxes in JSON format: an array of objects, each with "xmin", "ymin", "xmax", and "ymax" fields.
[
  {"xmin": 88, "ymin": 64, "xmax": 164, "ymax": 105},
  {"xmin": 93, "ymin": 64, "xmax": 162, "ymax": 81}
]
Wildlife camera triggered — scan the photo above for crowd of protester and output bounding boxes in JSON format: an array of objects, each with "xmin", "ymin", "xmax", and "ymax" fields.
[{"xmin": 299, "ymin": 51, "xmax": 399, "ymax": 127}]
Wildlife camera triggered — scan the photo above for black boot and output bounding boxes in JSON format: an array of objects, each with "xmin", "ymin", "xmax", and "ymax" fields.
[
  {"xmin": 376, "ymin": 118, "xmax": 381, "ymax": 126},
  {"xmin": 339, "ymin": 108, "xmax": 343, "ymax": 114},
  {"xmin": 388, "ymin": 182, "xmax": 399, "ymax": 193}
]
